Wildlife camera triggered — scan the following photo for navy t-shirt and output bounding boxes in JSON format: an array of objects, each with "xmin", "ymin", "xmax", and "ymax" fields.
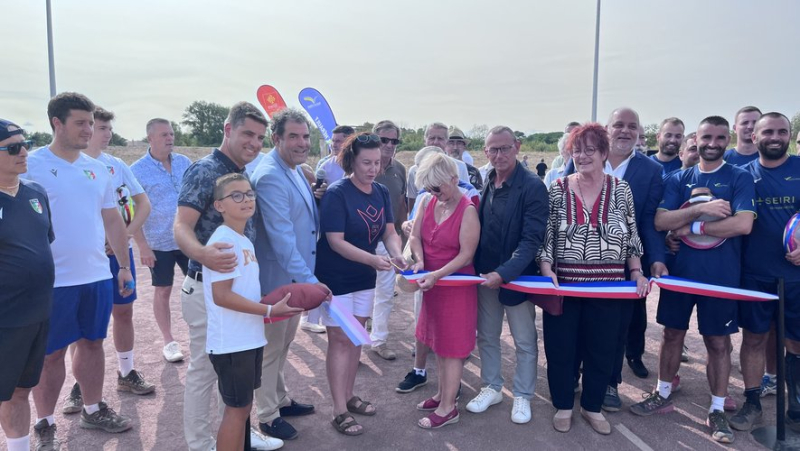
[
  {"xmin": 315, "ymin": 178, "xmax": 393, "ymax": 295},
  {"xmin": 743, "ymin": 156, "xmax": 800, "ymax": 282},
  {"xmin": 0, "ymin": 180, "xmax": 55, "ymax": 327},
  {"xmin": 650, "ymin": 154, "xmax": 682, "ymax": 177},
  {"xmin": 660, "ymin": 163, "xmax": 756, "ymax": 287},
  {"xmin": 724, "ymin": 148, "xmax": 759, "ymax": 167}
]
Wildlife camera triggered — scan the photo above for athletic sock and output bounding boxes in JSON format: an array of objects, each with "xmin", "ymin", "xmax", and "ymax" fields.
[
  {"xmin": 36, "ymin": 415, "xmax": 55, "ymax": 426},
  {"xmin": 710, "ymin": 395, "xmax": 725, "ymax": 413},
  {"xmin": 414, "ymin": 367, "xmax": 426, "ymax": 377},
  {"xmin": 84, "ymin": 403, "xmax": 100, "ymax": 415},
  {"xmin": 6, "ymin": 435, "xmax": 30, "ymax": 451},
  {"xmin": 744, "ymin": 387, "xmax": 762, "ymax": 410},
  {"xmin": 656, "ymin": 379, "xmax": 672, "ymax": 399},
  {"xmin": 117, "ymin": 350, "xmax": 134, "ymax": 377}
]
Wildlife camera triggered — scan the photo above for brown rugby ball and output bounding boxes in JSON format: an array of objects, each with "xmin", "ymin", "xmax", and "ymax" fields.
[{"xmin": 260, "ymin": 283, "xmax": 330, "ymax": 310}]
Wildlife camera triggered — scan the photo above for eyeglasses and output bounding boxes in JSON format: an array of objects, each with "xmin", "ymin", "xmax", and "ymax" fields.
[
  {"xmin": 0, "ymin": 140, "xmax": 33, "ymax": 156},
  {"xmin": 355, "ymin": 134, "xmax": 381, "ymax": 144},
  {"xmin": 426, "ymin": 185, "xmax": 441, "ymax": 193},
  {"xmin": 486, "ymin": 145, "xmax": 513, "ymax": 156},
  {"xmin": 571, "ymin": 147, "xmax": 598, "ymax": 156},
  {"xmin": 218, "ymin": 190, "xmax": 256, "ymax": 203},
  {"xmin": 379, "ymin": 137, "xmax": 402, "ymax": 146}
]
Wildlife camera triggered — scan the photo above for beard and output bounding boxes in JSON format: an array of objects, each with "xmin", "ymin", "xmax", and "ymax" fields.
[
  {"xmin": 659, "ymin": 142, "xmax": 679, "ymax": 157},
  {"xmin": 699, "ymin": 144, "xmax": 725, "ymax": 162},
  {"xmin": 757, "ymin": 140, "xmax": 789, "ymax": 161}
]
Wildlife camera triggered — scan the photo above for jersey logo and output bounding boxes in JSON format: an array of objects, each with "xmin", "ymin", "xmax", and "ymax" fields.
[
  {"xmin": 685, "ymin": 183, "xmax": 697, "ymax": 188},
  {"xmin": 0, "ymin": 207, "xmax": 3, "ymax": 219},
  {"xmin": 107, "ymin": 165, "xmax": 115, "ymax": 175},
  {"xmin": 242, "ymin": 249, "xmax": 257, "ymax": 266},
  {"xmin": 785, "ymin": 176, "xmax": 800, "ymax": 182},
  {"xmin": 50, "ymin": 169, "xmax": 58, "ymax": 177},
  {"xmin": 29, "ymin": 199, "xmax": 43, "ymax": 214},
  {"xmin": 357, "ymin": 205, "xmax": 385, "ymax": 244},
  {"xmin": 753, "ymin": 177, "xmax": 762, "ymax": 184},
  {"xmin": 714, "ymin": 182, "xmax": 728, "ymax": 188},
  {"xmin": 83, "ymin": 170, "xmax": 96, "ymax": 180}
]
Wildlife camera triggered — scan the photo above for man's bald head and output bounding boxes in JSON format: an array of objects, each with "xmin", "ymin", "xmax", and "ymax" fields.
[{"xmin": 606, "ymin": 107, "xmax": 641, "ymax": 155}]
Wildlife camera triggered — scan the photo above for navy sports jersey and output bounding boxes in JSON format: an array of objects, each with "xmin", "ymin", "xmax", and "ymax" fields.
[
  {"xmin": 743, "ymin": 156, "xmax": 800, "ymax": 282},
  {"xmin": 659, "ymin": 162, "xmax": 756, "ymax": 287},
  {"xmin": 650, "ymin": 154, "xmax": 682, "ymax": 178},
  {"xmin": 0, "ymin": 180, "xmax": 55, "ymax": 327},
  {"xmin": 724, "ymin": 148, "xmax": 759, "ymax": 167},
  {"xmin": 315, "ymin": 178, "xmax": 393, "ymax": 296}
]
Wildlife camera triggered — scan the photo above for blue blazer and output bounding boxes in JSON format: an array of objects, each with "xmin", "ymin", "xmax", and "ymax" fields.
[
  {"xmin": 564, "ymin": 151, "xmax": 666, "ymax": 276},
  {"xmin": 251, "ymin": 149, "xmax": 320, "ymax": 294}
]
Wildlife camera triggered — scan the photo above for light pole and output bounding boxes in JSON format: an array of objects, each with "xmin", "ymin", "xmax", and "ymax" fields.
[
  {"xmin": 46, "ymin": 0, "xmax": 56, "ymax": 97},
  {"xmin": 591, "ymin": 0, "xmax": 601, "ymax": 122}
]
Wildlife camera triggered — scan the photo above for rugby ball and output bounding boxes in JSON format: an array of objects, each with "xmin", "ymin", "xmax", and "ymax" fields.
[
  {"xmin": 679, "ymin": 188, "xmax": 726, "ymax": 250},
  {"xmin": 784, "ymin": 212, "xmax": 800, "ymax": 253}
]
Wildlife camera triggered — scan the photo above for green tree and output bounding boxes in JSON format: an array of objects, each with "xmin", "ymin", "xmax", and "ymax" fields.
[
  {"xmin": 170, "ymin": 121, "xmax": 197, "ymax": 147},
  {"xmin": 182, "ymin": 101, "xmax": 228, "ymax": 146},
  {"xmin": 643, "ymin": 123, "xmax": 658, "ymax": 149},
  {"xmin": 110, "ymin": 132, "xmax": 127, "ymax": 146},
  {"xmin": 25, "ymin": 131, "xmax": 53, "ymax": 147}
]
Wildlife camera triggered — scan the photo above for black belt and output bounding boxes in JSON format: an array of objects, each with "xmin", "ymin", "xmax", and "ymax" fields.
[{"xmin": 187, "ymin": 269, "xmax": 203, "ymax": 282}]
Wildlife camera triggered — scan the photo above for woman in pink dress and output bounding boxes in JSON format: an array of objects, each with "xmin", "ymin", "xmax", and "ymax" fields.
[{"xmin": 408, "ymin": 153, "xmax": 480, "ymax": 429}]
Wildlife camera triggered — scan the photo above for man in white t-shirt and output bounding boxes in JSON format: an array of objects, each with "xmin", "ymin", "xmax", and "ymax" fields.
[{"xmin": 25, "ymin": 93, "xmax": 135, "ymax": 450}]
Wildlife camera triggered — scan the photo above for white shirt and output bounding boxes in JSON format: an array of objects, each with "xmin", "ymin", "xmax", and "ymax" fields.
[
  {"xmin": 544, "ymin": 162, "xmax": 569, "ymax": 190},
  {"xmin": 245, "ymin": 152, "xmax": 266, "ymax": 175},
  {"xmin": 604, "ymin": 150, "xmax": 636, "ymax": 179},
  {"xmin": 203, "ymin": 225, "xmax": 267, "ymax": 354},
  {"xmin": 93, "ymin": 152, "xmax": 145, "ymax": 248},
  {"xmin": 23, "ymin": 147, "xmax": 116, "ymax": 287},
  {"xmin": 407, "ymin": 158, "xmax": 470, "ymax": 199},
  {"xmin": 462, "ymin": 151, "xmax": 474, "ymax": 165},
  {"xmin": 317, "ymin": 155, "xmax": 345, "ymax": 185}
]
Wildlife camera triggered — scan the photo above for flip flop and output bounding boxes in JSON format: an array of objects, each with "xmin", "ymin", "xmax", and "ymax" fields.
[
  {"xmin": 331, "ymin": 412, "xmax": 363, "ymax": 436},
  {"xmin": 347, "ymin": 396, "xmax": 376, "ymax": 416},
  {"xmin": 418, "ymin": 407, "xmax": 459, "ymax": 429}
]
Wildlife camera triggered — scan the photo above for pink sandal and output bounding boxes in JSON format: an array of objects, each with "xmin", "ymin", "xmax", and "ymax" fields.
[
  {"xmin": 418, "ymin": 407, "xmax": 459, "ymax": 429},
  {"xmin": 417, "ymin": 397, "xmax": 440, "ymax": 411}
]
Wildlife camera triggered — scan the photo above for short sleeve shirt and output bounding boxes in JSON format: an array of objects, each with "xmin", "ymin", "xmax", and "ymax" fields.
[
  {"xmin": 650, "ymin": 154, "xmax": 682, "ymax": 177},
  {"xmin": 317, "ymin": 155, "xmax": 346, "ymax": 185},
  {"xmin": 376, "ymin": 159, "xmax": 407, "ymax": 234},
  {"xmin": 315, "ymin": 179, "xmax": 393, "ymax": 295},
  {"xmin": 178, "ymin": 149, "xmax": 255, "ymax": 272},
  {"xmin": 94, "ymin": 153, "xmax": 144, "ymax": 248},
  {"xmin": 23, "ymin": 147, "xmax": 117, "ymax": 287},
  {"xmin": 0, "ymin": 180, "xmax": 55, "ymax": 326},
  {"xmin": 724, "ymin": 148, "xmax": 759, "ymax": 167}
]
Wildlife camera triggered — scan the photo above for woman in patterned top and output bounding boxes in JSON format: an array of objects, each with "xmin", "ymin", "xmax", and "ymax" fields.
[{"xmin": 537, "ymin": 123, "xmax": 649, "ymax": 436}]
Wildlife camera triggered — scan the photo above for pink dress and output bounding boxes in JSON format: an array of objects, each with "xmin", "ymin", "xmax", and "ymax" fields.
[{"xmin": 415, "ymin": 195, "xmax": 478, "ymax": 358}]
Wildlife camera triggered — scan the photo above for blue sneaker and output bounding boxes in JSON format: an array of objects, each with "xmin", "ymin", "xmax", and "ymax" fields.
[{"xmin": 760, "ymin": 374, "xmax": 777, "ymax": 398}]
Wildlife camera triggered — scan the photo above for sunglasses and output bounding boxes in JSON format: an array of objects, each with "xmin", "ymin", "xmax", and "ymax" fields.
[
  {"xmin": 355, "ymin": 134, "xmax": 381, "ymax": 144},
  {"xmin": 0, "ymin": 140, "xmax": 34, "ymax": 156},
  {"xmin": 426, "ymin": 185, "xmax": 441, "ymax": 193},
  {"xmin": 379, "ymin": 137, "xmax": 402, "ymax": 146},
  {"xmin": 218, "ymin": 190, "xmax": 256, "ymax": 203}
]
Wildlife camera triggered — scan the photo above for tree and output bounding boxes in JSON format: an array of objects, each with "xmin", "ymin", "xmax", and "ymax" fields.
[
  {"xmin": 25, "ymin": 131, "xmax": 53, "ymax": 147},
  {"xmin": 643, "ymin": 123, "xmax": 659, "ymax": 148},
  {"xmin": 467, "ymin": 124, "xmax": 489, "ymax": 141},
  {"xmin": 182, "ymin": 101, "xmax": 228, "ymax": 146},
  {"xmin": 171, "ymin": 121, "xmax": 197, "ymax": 147},
  {"xmin": 110, "ymin": 132, "xmax": 127, "ymax": 146}
]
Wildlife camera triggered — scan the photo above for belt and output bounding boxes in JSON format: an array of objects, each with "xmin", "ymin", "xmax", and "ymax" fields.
[{"xmin": 187, "ymin": 269, "xmax": 203, "ymax": 282}]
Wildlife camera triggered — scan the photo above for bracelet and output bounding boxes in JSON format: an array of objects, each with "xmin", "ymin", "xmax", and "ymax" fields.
[
  {"xmin": 118, "ymin": 266, "xmax": 131, "ymax": 271},
  {"xmin": 264, "ymin": 305, "xmax": 272, "ymax": 319},
  {"xmin": 699, "ymin": 221, "xmax": 706, "ymax": 236}
]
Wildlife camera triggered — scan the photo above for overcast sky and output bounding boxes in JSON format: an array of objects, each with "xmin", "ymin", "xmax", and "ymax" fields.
[{"xmin": 6, "ymin": 0, "xmax": 799, "ymax": 140}]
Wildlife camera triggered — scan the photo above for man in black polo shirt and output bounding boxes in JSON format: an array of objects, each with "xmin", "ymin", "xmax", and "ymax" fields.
[
  {"xmin": 174, "ymin": 102, "xmax": 281, "ymax": 451},
  {"xmin": 0, "ymin": 119, "xmax": 55, "ymax": 451}
]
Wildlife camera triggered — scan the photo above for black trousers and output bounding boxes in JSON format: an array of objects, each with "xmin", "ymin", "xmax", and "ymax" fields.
[
  {"xmin": 544, "ymin": 297, "xmax": 623, "ymax": 412},
  {"xmin": 625, "ymin": 298, "xmax": 647, "ymax": 361}
]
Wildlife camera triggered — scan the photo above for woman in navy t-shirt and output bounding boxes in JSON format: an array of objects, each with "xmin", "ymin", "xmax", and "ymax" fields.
[{"xmin": 316, "ymin": 133, "xmax": 406, "ymax": 436}]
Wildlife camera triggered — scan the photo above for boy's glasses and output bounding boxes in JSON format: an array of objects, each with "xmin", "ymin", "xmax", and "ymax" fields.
[
  {"xmin": 219, "ymin": 190, "xmax": 256, "ymax": 203},
  {"xmin": 0, "ymin": 140, "xmax": 34, "ymax": 155}
]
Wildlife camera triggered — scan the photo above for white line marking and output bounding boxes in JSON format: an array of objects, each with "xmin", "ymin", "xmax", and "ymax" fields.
[{"xmin": 616, "ymin": 424, "xmax": 655, "ymax": 451}]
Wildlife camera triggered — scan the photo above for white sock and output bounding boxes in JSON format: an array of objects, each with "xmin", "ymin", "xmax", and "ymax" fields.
[
  {"xmin": 36, "ymin": 415, "xmax": 55, "ymax": 426},
  {"xmin": 84, "ymin": 402, "xmax": 101, "ymax": 415},
  {"xmin": 710, "ymin": 395, "xmax": 725, "ymax": 413},
  {"xmin": 657, "ymin": 379, "xmax": 672, "ymax": 399},
  {"xmin": 118, "ymin": 350, "xmax": 134, "ymax": 377},
  {"xmin": 414, "ymin": 367, "xmax": 426, "ymax": 377},
  {"xmin": 6, "ymin": 435, "xmax": 30, "ymax": 451}
]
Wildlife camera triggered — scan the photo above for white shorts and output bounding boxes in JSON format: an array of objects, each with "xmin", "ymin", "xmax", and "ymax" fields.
[{"xmin": 321, "ymin": 289, "xmax": 374, "ymax": 327}]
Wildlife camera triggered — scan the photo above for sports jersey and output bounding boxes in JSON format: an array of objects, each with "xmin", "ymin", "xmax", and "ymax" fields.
[
  {"xmin": 650, "ymin": 154, "xmax": 682, "ymax": 177},
  {"xmin": 659, "ymin": 162, "xmax": 756, "ymax": 287},
  {"xmin": 724, "ymin": 148, "xmax": 759, "ymax": 167},
  {"xmin": 743, "ymin": 156, "xmax": 800, "ymax": 282},
  {"xmin": 23, "ymin": 147, "xmax": 116, "ymax": 287},
  {"xmin": 93, "ymin": 153, "xmax": 144, "ymax": 248}
]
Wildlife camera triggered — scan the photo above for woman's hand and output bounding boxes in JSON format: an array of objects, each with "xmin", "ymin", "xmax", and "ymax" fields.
[
  {"xmin": 417, "ymin": 271, "xmax": 439, "ymax": 291},
  {"xmin": 370, "ymin": 254, "xmax": 392, "ymax": 271},
  {"xmin": 389, "ymin": 255, "xmax": 408, "ymax": 272},
  {"xmin": 410, "ymin": 261, "xmax": 425, "ymax": 274},
  {"xmin": 635, "ymin": 275, "xmax": 650, "ymax": 298},
  {"xmin": 540, "ymin": 268, "xmax": 560, "ymax": 288}
]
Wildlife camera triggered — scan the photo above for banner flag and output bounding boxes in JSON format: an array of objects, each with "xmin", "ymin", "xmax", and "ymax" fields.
[
  {"xmin": 298, "ymin": 87, "xmax": 337, "ymax": 141},
  {"xmin": 256, "ymin": 85, "xmax": 288, "ymax": 119}
]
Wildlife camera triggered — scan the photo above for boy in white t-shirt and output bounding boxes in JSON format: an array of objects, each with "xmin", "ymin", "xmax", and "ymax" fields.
[{"xmin": 203, "ymin": 173, "xmax": 301, "ymax": 451}]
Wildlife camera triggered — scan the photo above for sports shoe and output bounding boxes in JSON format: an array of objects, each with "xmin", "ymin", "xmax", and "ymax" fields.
[
  {"xmin": 162, "ymin": 341, "xmax": 184, "ymax": 362},
  {"xmin": 724, "ymin": 396, "xmax": 737, "ymax": 412},
  {"xmin": 117, "ymin": 370, "xmax": 156, "ymax": 395},
  {"xmin": 630, "ymin": 392, "xmax": 674, "ymax": 416},
  {"xmin": 511, "ymin": 396, "xmax": 531, "ymax": 424},
  {"xmin": 466, "ymin": 387, "xmax": 503, "ymax": 413},
  {"xmin": 671, "ymin": 375, "xmax": 681, "ymax": 393},
  {"xmin": 627, "ymin": 358, "xmax": 649, "ymax": 379},
  {"xmin": 729, "ymin": 402, "xmax": 762, "ymax": 431},
  {"xmin": 250, "ymin": 428, "xmax": 284, "ymax": 450},
  {"xmin": 681, "ymin": 345, "xmax": 690, "ymax": 363},
  {"xmin": 396, "ymin": 371, "xmax": 428, "ymax": 393},
  {"xmin": 299, "ymin": 321, "xmax": 326, "ymax": 334},
  {"xmin": 371, "ymin": 343, "xmax": 397, "ymax": 360},
  {"xmin": 79, "ymin": 401, "xmax": 133, "ymax": 433},
  {"xmin": 34, "ymin": 419, "xmax": 61, "ymax": 450},
  {"xmin": 602, "ymin": 385, "xmax": 622, "ymax": 412},
  {"xmin": 707, "ymin": 409, "xmax": 734, "ymax": 443},
  {"xmin": 760, "ymin": 374, "xmax": 777, "ymax": 397},
  {"xmin": 62, "ymin": 382, "xmax": 82, "ymax": 414}
]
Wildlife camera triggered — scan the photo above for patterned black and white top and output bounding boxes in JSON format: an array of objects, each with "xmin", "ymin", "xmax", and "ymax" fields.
[{"xmin": 537, "ymin": 174, "xmax": 643, "ymax": 283}]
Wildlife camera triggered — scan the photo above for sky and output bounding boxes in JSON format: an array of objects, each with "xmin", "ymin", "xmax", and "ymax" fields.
[{"xmin": 5, "ymin": 0, "xmax": 800, "ymax": 140}]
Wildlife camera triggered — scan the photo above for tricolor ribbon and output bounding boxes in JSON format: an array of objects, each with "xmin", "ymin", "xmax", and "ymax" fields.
[
  {"xmin": 322, "ymin": 298, "xmax": 372, "ymax": 346},
  {"xmin": 399, "ymin": 271, "xmax": 777, "ymax": 302}
]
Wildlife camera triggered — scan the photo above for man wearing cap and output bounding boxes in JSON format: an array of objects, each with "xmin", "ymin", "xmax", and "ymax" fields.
[
  {"xmin": 446, "ymin": 126, "xmax": 482, "ymax": 190},
  {"xmin": 0, "ymin": 119, "xmax": 55, "ymax": 451}
]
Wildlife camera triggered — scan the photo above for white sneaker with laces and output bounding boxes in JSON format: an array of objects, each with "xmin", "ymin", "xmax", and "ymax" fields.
[
  {"xmin": 300, "ymin": 321, "xmax": 326, "ymax": 333},
  {"xmin": 250, "ymin": 428, "xmax": 284, "ymax": 450},
  {"xmin": 466, "ymin": 387, "xmax": 502, "ymax": 413},
  {"xmin": 511, "ymin": 396, "xmax": 531, "ymax": 424},
  {"xmin": 162, "ymin": 341, "xmax": 184, "ymax": 363}
]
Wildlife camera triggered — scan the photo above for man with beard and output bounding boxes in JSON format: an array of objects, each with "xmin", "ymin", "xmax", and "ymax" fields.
[
  {"xmin": 729, "ymin": 113, "xmax": 800, "ymax": 432},
  {"xmin": 446, "ymin": 126, "xmax": 482, "ymax": 190},
  {"xmin": 650, "ymin": 118, "xmax": 685, "ymax": 176},
  {"xmin": 631, "ymin": 116, "xmax": 755, "ymax": 444},
  {"xmin": 724, "ymin": 106, "xmax": 762, "ymax": 166}
]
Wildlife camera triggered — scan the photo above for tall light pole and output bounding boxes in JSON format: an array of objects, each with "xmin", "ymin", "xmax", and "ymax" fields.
[
  {"xmin": 591, "ymin": 0, "xmax": 601, "ymax": 122},
  {"xmin": 46, "ymin": 0, "xmax": 56, "ymax": 97}
]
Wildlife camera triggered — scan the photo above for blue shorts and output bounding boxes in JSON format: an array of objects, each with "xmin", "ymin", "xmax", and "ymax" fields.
[
  {"xmin": 656, "ymin": 289, "xmax": 739, "ymax": 336},
  {"xmin": 738, "ymin": 277, "xmax": 800, "ymax": 341},
  {"xmin": 109, "ymin": 248, "xmax": 137, "ymax": 305},
  {"xmin": 47, "ymin": 279, "xmax": 113, "ymax": 354}
]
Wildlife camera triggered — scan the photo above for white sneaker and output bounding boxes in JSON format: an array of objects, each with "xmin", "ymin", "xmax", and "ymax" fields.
[
  {"xmin": 250, "ymin": 428, "xmax": 284, "ymax": 450},
  {"xmin": 300, "ymin": 321, "xmax": 326, "ymax": 333},
  {"xmin": 466, "ymin": 387, "xmax": 502, "ymax": 413},
  {"xmin": 162, "ymin": 341, "xmax": 184, "ymax": 363},
  {"xmin": 511, "ymin": 396, "xmax": 531, "ymax": 424}
]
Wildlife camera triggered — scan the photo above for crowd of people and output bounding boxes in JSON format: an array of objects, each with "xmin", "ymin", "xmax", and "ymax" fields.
[{"xmin": 1, "ymin": 92, "xmax": 799, "ymax": 450}]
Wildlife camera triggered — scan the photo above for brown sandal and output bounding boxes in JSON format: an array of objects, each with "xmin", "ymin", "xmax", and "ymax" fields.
[
  {"xmin": 346, "ymin": 396, "xmax": 376, "ymax": 416},
  {"xmin": 331, "ymin": 412, "xmax": 363, "ymax": 436}
]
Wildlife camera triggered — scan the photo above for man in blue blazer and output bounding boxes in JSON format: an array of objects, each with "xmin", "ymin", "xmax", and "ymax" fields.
[
  {"xmin": 564, "ymin": 108, "xmax": 668, "ymax": 411},
  {"xmin": 251, "ymin": 108, "xmax": 330, "ymax": 441}
]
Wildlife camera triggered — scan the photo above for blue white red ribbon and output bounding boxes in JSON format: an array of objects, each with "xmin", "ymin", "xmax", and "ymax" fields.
[{"xmin": 322, "ymin": 298, "xmax": 372, "ymax": 346}]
